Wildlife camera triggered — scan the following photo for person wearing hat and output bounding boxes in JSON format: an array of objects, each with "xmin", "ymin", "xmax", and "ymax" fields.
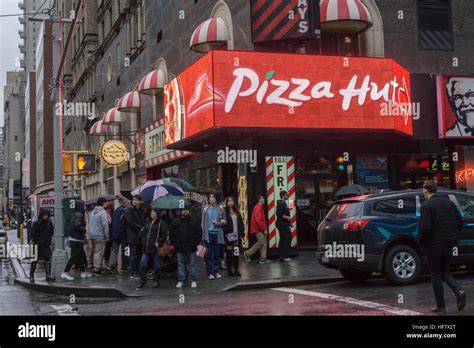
[
  {"xmin": 29, "ymin": 209, "xmax": 54, "ymax": 283},
  {"xmin": 276, "ymin": 190, "xmax": 293, "ymax": 262},
  {"xmin": 169, "ymin": 206, "xmax": 202, "ymax": 288},
  {"xmin": 107, "ymin": 196, "xmax": 129, "ymax": 273}
]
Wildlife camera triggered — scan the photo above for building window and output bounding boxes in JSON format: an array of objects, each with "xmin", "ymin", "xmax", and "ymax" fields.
[
  {"xmin": 14, "ymin": 135, "xmax": 18, "ymax": 141},
  {"xmin": 417, "ymin": 0, "xmax": 453, "ymax": 51},
  {"xmin": 320, "ymin": 33, "xmax": 359, "ymax": 56}
]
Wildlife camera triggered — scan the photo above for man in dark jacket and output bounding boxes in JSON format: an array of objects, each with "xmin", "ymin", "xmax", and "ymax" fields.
[
  {"xmin": 107, "ymin": 197, "xmax": 129, "ymax": 273},
  {"xmin": 125, "ymin": 194, "xmax": 145, "ymax": 279},
  {"xmin": 61, "ymin": 200, "xmax": 91, "ymax": 281},
  {"xmin": 420, "ymin": 180, "xmax": 466, "ymax": 313},
  {"xmin": 169, "ymin": 207, "xmax": 202, "ymax": 288},
  {"xmin": 276, "ymin": 190, "xmax": 292, "ymax": 262},
  {"xmin": 30, "ymin": 209, "xmax": 54, "ymax": 283}
]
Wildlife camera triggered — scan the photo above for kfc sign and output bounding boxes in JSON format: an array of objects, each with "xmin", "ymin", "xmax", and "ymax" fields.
[
  {"xmin": 437, "ymin": 75, "xmax": 474, "ymax": 138},
  {"xmin": 165, "ymin": 51, "xmax": 413, "ymax": 147}
]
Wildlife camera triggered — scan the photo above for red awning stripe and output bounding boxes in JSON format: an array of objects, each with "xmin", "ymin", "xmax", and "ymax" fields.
[
  {"xmin": 139, "ymin": 69, "xmax": 166, "ymax": 94},
  {"xmin": 320, "ymin": 0, "xmax": 372, "ymax": 23},
  {"xmin": 102, "ymin": 108, "xmax": 123, "ymax": 125},
  {"xmin": 117, "ymin": 91, "xmax": 141, "ymax": 112},
  {"xmin": 190, "ymin": 17, "xmax": 228, "ymax": 52}
]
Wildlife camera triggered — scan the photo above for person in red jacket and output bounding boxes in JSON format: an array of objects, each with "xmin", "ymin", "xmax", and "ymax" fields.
[{"xmin": 244, "ymin": 195, "xmax": 270, "ymax": 264}]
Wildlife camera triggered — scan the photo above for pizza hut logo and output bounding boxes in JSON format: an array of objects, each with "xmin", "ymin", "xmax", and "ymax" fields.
[{"xmin": 224, "ymin": 68, "xmax": 411, "ymax": 120}]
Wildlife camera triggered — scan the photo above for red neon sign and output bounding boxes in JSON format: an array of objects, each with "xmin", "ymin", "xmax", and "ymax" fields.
[{"xmin": 164, "ymin": 51, "xmax": 413, "ymax": 146}]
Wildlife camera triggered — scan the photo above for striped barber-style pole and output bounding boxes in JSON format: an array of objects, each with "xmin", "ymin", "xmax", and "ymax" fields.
[
  {"xmin": 266, "ymin": 156, "xmax": 297, "ymax": 249},
  {"xmin": 266, "ymin": 157, "xmax": 278, "ymax": 249},
  {"xmin": 287, "ymin": 157, "xmax": 297, "ymax": 247}
]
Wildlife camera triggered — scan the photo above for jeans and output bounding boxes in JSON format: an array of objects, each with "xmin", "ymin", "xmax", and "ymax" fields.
[
  {"xmin": 108, "ymin": 238, "xmax": 128, "ymax": 270},
  {"xmin": 177, "ymin": 252, "xmax": 197, "ymax": 282},
  {"xmin": 129, "ymin": 244, "xmax": 140, "ymax": 274},
  {"xmin": 206, "ymin": 233, "xmax": 221, "ymax": 276},
  {"xmin": 65, "ymin": 241, "xmax": 86, "ymax": 273},
  {"xmin": 425, "ymin": 243, "xmax": 461, "ymax": 308},
  {"xmin": 277, "ymin": 225, "xmax": 291, "ymax": 259},
  {"xmin": 140, "ymin": 252, "xmax": 161, "ymax": 269},
  {"xmin": 247, "ymin": 232, "xmax": 268, "ymax": 261},
  {"xmin": 91, "ymin": 239, "xmax": 106, "ymax": 272}
]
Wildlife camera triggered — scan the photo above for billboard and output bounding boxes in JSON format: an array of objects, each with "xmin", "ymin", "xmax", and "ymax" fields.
[
  {"xmin": 437, "ymin": 75, "xmax": 474, "ymax": 138},
  {"xmin": 164, "ymin": 50, "xmax": 413, "ymax": 147}
]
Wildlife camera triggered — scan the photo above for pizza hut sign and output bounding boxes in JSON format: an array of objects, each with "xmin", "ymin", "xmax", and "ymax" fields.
[{"xmin": 165, "ymin": 51, "xmax": 412, "ymax": 146}]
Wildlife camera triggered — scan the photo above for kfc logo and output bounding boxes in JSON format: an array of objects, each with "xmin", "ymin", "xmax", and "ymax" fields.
[{"xmin": 445, "ymin": 77, "xmax": 474, "ymax": 137}]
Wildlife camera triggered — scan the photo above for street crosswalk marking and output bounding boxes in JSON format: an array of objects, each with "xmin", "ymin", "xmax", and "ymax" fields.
[
  {"xmin": 50, "ymin": 304, "xmax": 79, "ymax": 316},
  {"xmin": 271, "ymin": 287, "xmax": 422, "ymax": 316}
]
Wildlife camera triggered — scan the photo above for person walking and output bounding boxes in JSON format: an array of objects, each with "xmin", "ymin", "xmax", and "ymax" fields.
[
  {"xmin": 136, "ymin": 208, "xmax": 168, "ymax": 290},
  {"xmin": 169, "ymin": 207, "xmax": 202, "ymax": 288},
  {"xmin": 88, "ymin": 197, "xmax": 110, "ymax": 275},
  {"xmin": 29, "ymin": 209, "xmax": 54, "ymax": 283},
  {"xmin": 103, "ymin": 204, "xmax": 113, "ymax": 271},
  {"xmin": 276, "ymin": 191, "xmax": 292, "ymax": 262},
  {"xmin": 108, "ymin": 197, "xmax": 129, "ymax": 273},
  {"xmin": 201, "ymin": 193, "xmax": 226, "ymax": 280},
  {"xmin": 222, "ymin": 196, "xmax": 244, "ymax": 276},
  {"xmin": 420, "ymin": 180, "xmax": 466, "ymax": 313},
  {"xmin": 62, "ymin": 200, "xmax": 92, "ymax": 280},
  {"xmin": 125, "ymin": 195, "xmax": 146, "ymax": 279},
  {"xmin": 244, "ymin": 195, "xmax": 270, "ymax": 264}
]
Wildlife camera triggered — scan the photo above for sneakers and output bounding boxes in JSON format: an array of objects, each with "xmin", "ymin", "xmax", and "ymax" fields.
[
  {"xmin": 104, "ymin": 267, "xmax": 114, "ymax": 275},
  {"xmin": 176, "ymin": 282, "xmax": 184, "ymax": 288},
  {"xmin": 93, "ymin": 270, "xmax": 103, "ymax": 276},
  {"xmin": 215, "ymin": 273, "xmax": 223, "ymax": 279},
  {"xmin": 191, "ymin": 282, "xmax": 197, "ymax": 288},
  {"xmin": 208, "ymin": 274, "xmax": 215, "ymax": 280},
  {"xmin": 220, "ymin": 260, "xmax": 227, "ymax": 270},
  {"xmin": 130, "ymin": 273, "xmax": 140, "ymax": 279},
  {"xmin": 457, "ymin": 290, "xmax": 466, "ymax": 311},
  {"xmin": 280, "ymin": 257, "xmax": 293, "ymax": 263},
  {"xmin": 61, "ymin": 273, "xmax": 74, "ymax": 281},
  {"xmin": 80, "ymin": 272, "xmax": 93, "ymax": 279},
  {"xmin": 259, "ymin": 259, "xmax": 271, "ymax": 264},
  {"xmin": 244, "ymin": 252, "xmax": 251, "ymax": 263}
]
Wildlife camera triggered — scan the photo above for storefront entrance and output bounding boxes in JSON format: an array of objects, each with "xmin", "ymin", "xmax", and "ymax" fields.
[{"xmin": 296, "ymin": 174, "xmax": 341, "ymax": 247}]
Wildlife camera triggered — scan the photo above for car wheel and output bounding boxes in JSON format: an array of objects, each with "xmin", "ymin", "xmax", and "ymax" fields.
[
  {"xmin": 339, "ymin": 269, "xmax": 372, "ymax": 283},
  {"xmin": 384, "ymin": 245, "xmax": 421, "ymax": 285}
]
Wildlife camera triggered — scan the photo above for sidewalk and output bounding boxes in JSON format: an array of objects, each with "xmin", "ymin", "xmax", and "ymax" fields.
[{"xmin": 7, "ymin": 229, "xmax": 342, "ymax": 298}]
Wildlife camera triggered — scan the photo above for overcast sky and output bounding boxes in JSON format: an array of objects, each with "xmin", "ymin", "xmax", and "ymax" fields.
[{"xmin": 0, "ymin": 0, "xmax": 22, "ymax": 128}]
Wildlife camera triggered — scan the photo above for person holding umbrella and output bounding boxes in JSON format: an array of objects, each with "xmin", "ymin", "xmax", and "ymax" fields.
[{"xmin": 125, "ymin": 194, "xmax": 146, "ymax": 279}]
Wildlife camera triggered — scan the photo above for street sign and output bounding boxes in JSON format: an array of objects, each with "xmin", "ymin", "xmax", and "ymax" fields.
[{"xmin": 64, "ymin": 189, "xmax": 80, "ymax": 198}]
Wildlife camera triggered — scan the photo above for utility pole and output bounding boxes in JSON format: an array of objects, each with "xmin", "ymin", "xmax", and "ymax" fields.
[{"xmin": 29, "ymin": 1, "xmax": 83, "ymax": 279}]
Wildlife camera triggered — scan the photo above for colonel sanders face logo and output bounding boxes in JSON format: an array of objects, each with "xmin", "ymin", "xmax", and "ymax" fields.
[{"xmin": 445, "ymin": 77, "xmax": 474, "ymax": 137}]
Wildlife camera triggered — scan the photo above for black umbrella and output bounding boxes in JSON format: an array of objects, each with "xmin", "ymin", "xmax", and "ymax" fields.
[
  {"xmin": 335, "ymin": 184, "xmax": 368, "ymax": 198},
  {"xmin": 120, "ymin": 190, "xmax": 133, "ymax": 200}
]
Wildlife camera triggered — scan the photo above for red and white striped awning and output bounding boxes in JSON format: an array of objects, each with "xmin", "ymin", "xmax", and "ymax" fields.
[
  {"xmin": 139, "ymin": 69, "xmax": 167, "ymax": 95},
  {"xmin": 102, "ymin": 107, "xmax": 122, "ymax": 125},
  {"xmin": 90, "ymin": 120, "xmax": 107, "ymax": 135},
  {"xmin": 117, "ymin": 91, "xmax": 141, "ymax": 113},
  {"xmin": 320, "ymin": 0, "xmax": 372, "ymax": 33},
  {"xmin": 190, "ymin": 17, "xmax": 229, "ymax": 53}
]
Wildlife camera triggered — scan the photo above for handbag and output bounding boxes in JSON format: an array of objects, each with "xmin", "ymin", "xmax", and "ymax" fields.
[
  {"xmin": 196, "ymin": 243, "xmax": 207, "ymax": 258},
  {"xmin": 155, "ymin": 221, "xmax": 174, "ymax": 257},
  {"xmin": 226, "ymin": 231, "xmax": 238, "ymax": 242}
]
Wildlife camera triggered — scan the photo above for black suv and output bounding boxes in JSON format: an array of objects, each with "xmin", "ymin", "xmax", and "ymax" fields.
[{"xmin": 316, "ymin": 189, "xmax": 474, "ymax": 285}]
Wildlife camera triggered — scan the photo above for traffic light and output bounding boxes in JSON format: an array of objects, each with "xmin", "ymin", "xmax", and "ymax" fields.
[
  {"xmin": 77, "ymin": 154, "xmax": 96, "ymax": 173},
  {"xmin": 63, "ymin": 154, "xmax": 72, "ymax": 174},
  {"xmin": 336, "ymin": 156, "xmax": 345, "ymax": 171}
]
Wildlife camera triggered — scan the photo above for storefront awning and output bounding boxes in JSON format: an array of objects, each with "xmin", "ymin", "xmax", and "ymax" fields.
[
  {"xmin": 320, "ymin": 0, "xmax": 372, "ymax": 33},
  {"xmin": 139, "ymin": 69, "xmax": 167, "ymax": 95},
  {"xmin": 117, "ymin": 91, "xmax": 141, "ymax": 113},
  {"xmin": 89, "ymin": 120, "xmax": 107, "ymax": 135},
  {"xmin": 190, "ymin": 17, "xmax": 228, "ymax": 53},
  {"xmin": 102, "ymin": 107, "xmax": 123, "ymax": 125},
  {"xmin": 164, "ymin": 50, "xmax": 413, "ymax": 151}
]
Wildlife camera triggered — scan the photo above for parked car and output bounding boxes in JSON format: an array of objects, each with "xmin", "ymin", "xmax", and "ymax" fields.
[{"xmin": 316, "ymin": 189, "xmax": 474, "ymax": 285}]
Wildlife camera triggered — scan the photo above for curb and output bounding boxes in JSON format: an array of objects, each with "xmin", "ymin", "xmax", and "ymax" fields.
[
  {"xmin": 10, "ymin": 258, "xmax": 129, "ymax": 298},
  {"xmin": 223, "ymin": 275, "xmax": 346, "ymax": 291}
]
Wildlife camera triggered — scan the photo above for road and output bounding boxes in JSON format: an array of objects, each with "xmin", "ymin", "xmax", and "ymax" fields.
[{"xmin": 2, "ymin": 260, "xmax": 473, "ymax": 316}]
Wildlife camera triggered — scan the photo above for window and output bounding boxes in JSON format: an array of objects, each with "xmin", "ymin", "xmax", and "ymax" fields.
[
  {"xmin": 14, "ymin": 135, "xmax": 18, "ymax": 141},
  {"xmin": 321, "ymin": 33, "xmax": 359, "ymax": 56},
  {"xmin": 454, "ymin": 194, "xmax": 474, "ymax": 217},
  {"xmin": 372, "ymin": 197, "xmax": 417, "ymax": 216},
  {"xmin": 417, "ymin": 0, "xmax": 453, "ymax": 51}
]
